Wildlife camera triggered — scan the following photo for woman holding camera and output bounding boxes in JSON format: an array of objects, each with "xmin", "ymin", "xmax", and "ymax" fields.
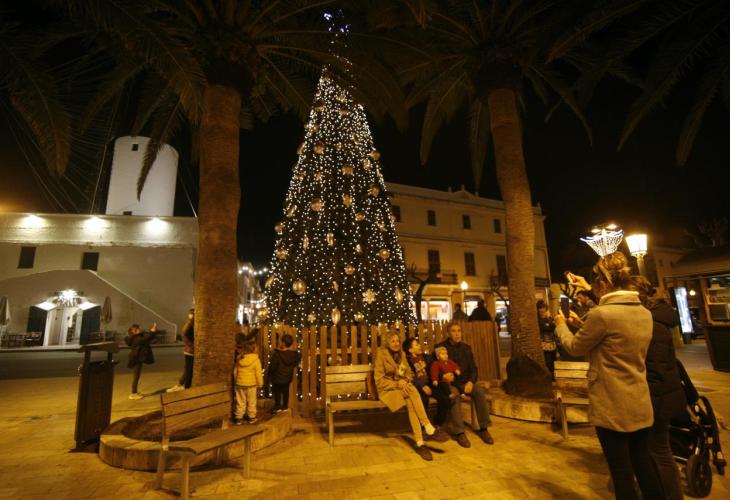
[{"xmin": 555, "ymin": 252, "xmax": 663, "ymax": 500}]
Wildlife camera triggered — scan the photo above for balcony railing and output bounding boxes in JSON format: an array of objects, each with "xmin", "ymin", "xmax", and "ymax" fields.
[{"xmin": 408, "ymin": 268, "xmax": 458, "ymax": 284}]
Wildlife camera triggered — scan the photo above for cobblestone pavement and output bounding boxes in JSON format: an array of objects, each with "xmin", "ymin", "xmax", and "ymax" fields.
[{"xmin": 0, "ymin": 341, "xmax": 728, "ymax": 499}]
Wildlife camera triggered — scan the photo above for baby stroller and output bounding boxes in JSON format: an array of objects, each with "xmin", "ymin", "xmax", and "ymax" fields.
[{"xmin": 669, "ymin": 360, "xmax": 726, "ymax": 497}]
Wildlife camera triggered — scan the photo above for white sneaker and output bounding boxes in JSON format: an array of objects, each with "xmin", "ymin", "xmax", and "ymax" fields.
[
  {"xmin": 166, "ymin": 385, "xmax": 184, "ymax": 393},
  {"xmin": 129, "ymin": 393, "xmax": 144, "ymax": 400}
]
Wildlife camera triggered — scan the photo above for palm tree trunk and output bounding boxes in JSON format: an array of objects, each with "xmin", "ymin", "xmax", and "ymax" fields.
[
  {"xmin": 193, "ymin": 84, "xmax": 241, "ymax": 385},
  {"xmin": 487, "ymin": 88, "xmax": 551, "ymax": 397}
]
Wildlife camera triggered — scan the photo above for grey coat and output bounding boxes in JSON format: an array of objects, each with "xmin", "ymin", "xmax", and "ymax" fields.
[{"xmin": 556, "ymin": 290, "xmax": 654, "ymax": 432}]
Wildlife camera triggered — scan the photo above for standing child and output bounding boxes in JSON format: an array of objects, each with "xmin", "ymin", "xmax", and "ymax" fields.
[
  {"xmin": 430, "ymin": 346, "xmax": 461, "ymax": 400},
  {"xmin": 234, "ymin": 341, "xmax": 263, "ymax": 424},
  {"xmin": 126, "ymin": 323, "xmax": 158, "ymax": 400},
  {"xmin": 267, "ymin": 334, "xmax": 301, "ymax": 413}
]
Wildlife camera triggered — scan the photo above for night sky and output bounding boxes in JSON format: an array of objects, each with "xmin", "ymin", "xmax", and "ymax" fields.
[{"xmin": 1, "ymin": 74, "xmax": 727, "ymax": 277}]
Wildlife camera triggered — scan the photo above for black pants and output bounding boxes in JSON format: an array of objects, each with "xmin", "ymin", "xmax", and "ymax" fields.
[
  {"xmin": 543, "ymin": 350, "xmax": 557, "ymax": 378},
  {"xmin": 595, "ymin": 426, "xmax": 665, "ymax": 500},
  {"xmin": 131, "ymin": 364, "xmax": 142, "ymax": 394},
  {"xmin": 417, "ymin": 383, "xmax": 451, "ymax": 426},
  {"xmin": 272, "ymin": 383, "xmax": 290, "ymax": 409},
  {"xmin": 649, "ymin": 418, "xmax": 684, "ymax": 500},
  {"xmin": 179, "ymin": 355, "xmax": 194, "ymax": 388}
]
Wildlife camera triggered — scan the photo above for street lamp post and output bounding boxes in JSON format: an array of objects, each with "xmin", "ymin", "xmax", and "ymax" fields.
[
  {"xmin": 626, "ymin": 233, "xmax": 648, "ymax": 277},
  {"xmin": 460, "ymin": 280, "xmax": 468, "ymax": 308}
]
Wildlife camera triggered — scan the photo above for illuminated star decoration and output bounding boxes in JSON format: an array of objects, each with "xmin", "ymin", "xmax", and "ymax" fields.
[{"xmin": 362, "ymin": 289, "xmax": 377, "ymax": 305}]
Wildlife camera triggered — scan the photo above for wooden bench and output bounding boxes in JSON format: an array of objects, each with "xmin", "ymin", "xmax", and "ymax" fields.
[
  {"xmin": 325, "ymin": 364, "xmax": 482, "ymax": 446},
  {"xmin": 153, "ymin": 383, "xmax": 264, "ymax": 499},
  {"xmin": 554, "ymin": 360, "xmax": 590, "ymax": 439}
]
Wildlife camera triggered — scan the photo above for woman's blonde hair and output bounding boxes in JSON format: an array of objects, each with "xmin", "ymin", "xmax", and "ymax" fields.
[{"xmin": 593, "ymin": 251, "xmax": 632, "ymax": 291}]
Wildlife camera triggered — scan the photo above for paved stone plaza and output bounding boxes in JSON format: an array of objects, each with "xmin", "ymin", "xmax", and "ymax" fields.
[{"xmin": 0, "ymin": 343, "xmax": 728, "ymax": 499}]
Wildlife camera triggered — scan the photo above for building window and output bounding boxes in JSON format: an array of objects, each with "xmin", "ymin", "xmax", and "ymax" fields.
[
  {"xmin": 496, "ymin": 255, "xmax": 508, "ymax": 284},
  {"xmin": 462, "ymin": 214, "xmax": 471, "ymax": 229},
  {"xmin": 131, "ymin": 143, "xmax": 139, "ymax": 151},
  {"xmin": 81, "ymin": 252, "xmax": 100, "ymax": 271},
  {"xmin": 392, "ymin": 205, "xmax": 401, "ymax": 222},
  {"xmin": 18, "ymin": 246, "xmax": 36, "ymax": 269},
  {"xmin": 428, "ymin": 249, "xmax": 441, "ymax": 273},
  {"xmin": 427, "ymin": 210, "xmax": 436, "ymax": 226},
  {"xmin": 493, "ymin": 218, "xmax": 502, "ymax": 233},
  {"xmin": 464, "ymin": 252, "xmax": 476, "ymax": 276}
]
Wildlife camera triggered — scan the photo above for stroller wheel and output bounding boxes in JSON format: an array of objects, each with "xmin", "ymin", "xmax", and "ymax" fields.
[{"xmin": 686, "ymin": 454, "xmax": 713, "ymax": 498}]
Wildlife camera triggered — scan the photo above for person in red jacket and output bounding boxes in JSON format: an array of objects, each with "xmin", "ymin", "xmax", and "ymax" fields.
[{"xmin": 430, "ymin": 346, "xmax": 461, "ymax": 400}]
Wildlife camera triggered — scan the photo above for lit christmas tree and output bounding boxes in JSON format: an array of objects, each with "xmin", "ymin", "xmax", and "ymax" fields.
[{"xmin": 264, "ymin": 71, "xmax": 414, "ymax": 328}]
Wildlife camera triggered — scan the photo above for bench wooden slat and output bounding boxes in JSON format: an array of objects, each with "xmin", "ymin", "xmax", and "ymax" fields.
[
  {"xmin": 326, "ymin": 381, "xmax": 367, "ymax": 396},
  {"xmin": 326, "ymin": 364, "xmax": 371, "ymax": 374},
  {"xmin": 161, "ymin": 383, "xmax": 228, "ymax": 405},
  {"xmin": 163, "ymin": 391, "xmax": 231, "ymax": 417},
  {"xmin": 328, "ymin": 400, "xmax": 387, "ymax": 412},
  {"xmin": 555, "ymin": 361, "xmax": 589, "ymax": 370},
  {"xmin": 165, "ymin": 402, "xmax": 230, "ymax": 435},
  {"xmin": 168, "ymin": 425, "xmax": 264, "ymax": 456},
  {"xmin": 560, "ymin": 396, "xmax": 589, "ymax": 406},
  {"xmin": 555, "ymin": 369, "xmax": 589, "ymax": 379},
  {"xmin": 326, "ymin": 372, "xmax": 369, "ymax": 383}
]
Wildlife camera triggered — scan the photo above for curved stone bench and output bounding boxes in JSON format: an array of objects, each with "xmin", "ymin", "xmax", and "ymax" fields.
[
  {"xmin": 484, "ymin": 386, "xmax": 589, "ymax": 424},
  {"xmin": 99, "ymin": 409, "xmax": 292, "ymax": 471}
]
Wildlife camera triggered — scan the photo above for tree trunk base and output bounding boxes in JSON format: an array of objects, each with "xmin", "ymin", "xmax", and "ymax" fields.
[{"xmin": 502, "ymin": 355, "xmax": 553, "ymax": 398}]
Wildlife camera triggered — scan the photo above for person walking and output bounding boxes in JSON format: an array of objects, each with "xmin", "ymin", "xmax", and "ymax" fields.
[
  {"xmin": 126, "ymin": 323, "xmax": 158, "ymax": 399},
  {"xmin": 634, "ymin": 276, "xmax": 686, "ymax": 500},
  {"xmin": 555, "ymin": 252, "xmax": 663, "ymax": 500},
  {"xmin": 452, "ymin": 303, "xmax": 468, "ymax": 321},
  {"xmin": 537, "ymin": 300, "xmax": 557, "ymax": 378},
  {"xmin": 436, "ymin": 322, "xmax": 494, "ymax": 447},
  {"xmin": 167, "ymin": 308, "xmax": 195, "ymax": 392},
  {"xmin": 375, "ymin": 332, "xmax": 438, "ymax": 460},
  {"xmin": 468, "ymin": 299, "xmax": 492, "ymax": 321}
]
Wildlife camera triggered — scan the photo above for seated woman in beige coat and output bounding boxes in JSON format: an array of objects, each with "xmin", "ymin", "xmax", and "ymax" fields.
[
  {"xmin": 375, "ymin": 331, "xmax": 437, "ymax": 461},
  {"xmin": 556, "ymin": 251, "xmax": 663, "ymax": 500}
]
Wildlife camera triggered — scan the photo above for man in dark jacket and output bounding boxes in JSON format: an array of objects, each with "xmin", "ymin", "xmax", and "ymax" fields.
[
  {"xmin": 435, "ymin": 322, "xmax": 494, "ymax": 447},
  {"xmin": 126, "ymin": 323, "xmax": 158, "ymax": 399},
  {"xmin": 268, "ymin": 334, "xmax": 300, "ymax": 412},
  {"xmin": 635, "ymin": 278, "xmax": 686, "ymax": 500},
  {"xmin": 468, "ymin": 300, "xmax": 492, "ymax": 322}
]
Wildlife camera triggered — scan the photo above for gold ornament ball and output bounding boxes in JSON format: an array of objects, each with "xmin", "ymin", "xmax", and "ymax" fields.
[
  {"xmin": 296, "ymin": 142, "xmax": 305, "ymax": 155},
  {"xmin": 368, "ymin": 185, "xmax": 380, "ymax": 197},
  {"xmin": 331, "ymin": 307, "xmax": 341, "ymax": 325},
  {"xmin": 355, "ymin": 212, "xmax": 366, "ymax": 222},
  {"xmin": 368, "ymin": 150, "xmax": 381, "ymax": 161},
  {"xmin": 310, "ymin": 198, "xmax": 324, "ymax": 212},
  {"xmin": 313, "ymin": 99, "xmax": 325, "ymax": 111},
  {"xmin": 274, "ymin": 222, "xmax": 284, "ymax": 235},
  {"xmin": 344, "ymin": 264, "xmax": 355, "ymax": 275},
  {"xmin": 313, "ymin": 142, "xmax": 325, "ymax": 154},
  {"xmin": 342, "ymin": 194, "xmax": 353, "ymax": 207},
  {"xmin": 378, "ymin": 248, "xmax": 390, "ymax": 260},
  {"xmin": 276, "ymin": 248, "xmax": 289, "ymax": 260},
  {"xmin": 257, "ymin": 307, "xmax": 269, "ymax": 319},
  {"xmin": 292, "ymin": 279, "xmax": 307, "ymax": 296},
  {"xmin": 314, "ymin": 172, "xmax": 323, "ymax": 181},
  {"xmin": 341, "ymin": 164, "xmax": 354, "ymax": 176}
]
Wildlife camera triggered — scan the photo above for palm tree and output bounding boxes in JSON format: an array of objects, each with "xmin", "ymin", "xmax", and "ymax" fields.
[
  {"xmin": 0, "ymin": 8, "xmax": 71, "ymax": 177},
  {"xmin": 354, "ymin": 0, "xmax": 599, "ymax": 395},
  {"xmin": 54, "ymin": 0, "xmax": 405, "ymax": 384}
]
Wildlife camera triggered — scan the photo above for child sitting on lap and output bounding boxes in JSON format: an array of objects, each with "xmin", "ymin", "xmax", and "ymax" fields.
[{"xmin": 430, "ymin": 346, "xmax": 461, "ymax": 400}]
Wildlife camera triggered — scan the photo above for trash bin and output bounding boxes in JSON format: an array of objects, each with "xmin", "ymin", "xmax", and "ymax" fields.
[
  {"xmin": 705, "ymin": 326, "xmax": 730, "ymax": 372},
  {"xmin": 74, "ymin": 341, "xmax": 119, "ymax": 451}
]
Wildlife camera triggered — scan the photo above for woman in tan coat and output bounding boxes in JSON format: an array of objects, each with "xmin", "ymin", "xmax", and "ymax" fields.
[
  {"xmin": 556, "ymin": 252, "xmax": 663, "ymax": 499},
  {"xmin": 375, "ymin": 332, "xmax": 437, "ymax": 460}
]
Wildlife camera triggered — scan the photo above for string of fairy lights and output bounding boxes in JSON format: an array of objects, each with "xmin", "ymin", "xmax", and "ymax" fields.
[{"xmin": 262, "ymin": 70, "xmax": 414, "ymax": 329}]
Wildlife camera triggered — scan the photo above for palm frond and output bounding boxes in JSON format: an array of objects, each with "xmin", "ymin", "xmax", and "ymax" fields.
[
  {"xmin": 419, "ymin": 75, "xmax": 468, "ymax": 165},
  {"xmin": 137, "ymin": 96, "xmax": 184, "ymax": 197},
  {"xmin": 468, "ymin": 99, "xmax": 491, "ymax": 188}
]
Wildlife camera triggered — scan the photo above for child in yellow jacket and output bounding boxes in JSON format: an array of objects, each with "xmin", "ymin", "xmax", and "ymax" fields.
[{"xmin": 234, "ymin": 342, "xmax": 263, "ymax": 424}]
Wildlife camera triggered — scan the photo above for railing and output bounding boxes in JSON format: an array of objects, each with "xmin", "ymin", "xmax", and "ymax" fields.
[{"xmin": 253, "ymin": 320, "xmax": 500, "ymax": 417}]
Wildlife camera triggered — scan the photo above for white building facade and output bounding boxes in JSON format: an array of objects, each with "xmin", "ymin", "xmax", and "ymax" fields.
[
  {"xmin": 388, "ymin": 183, "xmax": 551, "ymax": 322},
  {"xmin": 0, "ymin": 213, "xmax": 197, "ymax": 347}
]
